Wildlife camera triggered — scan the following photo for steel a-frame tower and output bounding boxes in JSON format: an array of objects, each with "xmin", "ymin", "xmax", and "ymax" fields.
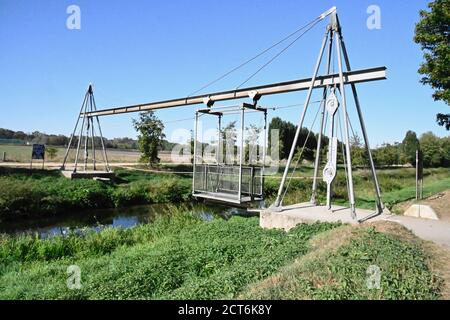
[
  {"xmin": 271, "ymin": 7, "xmax": 384, "ymax": 220},
  {"xmin": 61, "ymin": 84, "xmax": 111, "ymax": 174}
]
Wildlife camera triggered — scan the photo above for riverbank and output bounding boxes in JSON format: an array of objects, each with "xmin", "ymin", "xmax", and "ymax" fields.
[
  {"xmin": 0, "ymin": 167, "xmax": 191, "ymax": 222},
  {"xmin": 0, "ymin": 210, "xmax": 446, "ymax": 299},
  {"xmin": 1, "ymin": 166, "xmax": 449, "ymax": 223}
]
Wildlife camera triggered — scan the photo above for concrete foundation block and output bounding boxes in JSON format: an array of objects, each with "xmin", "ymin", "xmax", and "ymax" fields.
[{"xmin": 404, "ymin": 204, "xmax": 439, "ymax": 220}]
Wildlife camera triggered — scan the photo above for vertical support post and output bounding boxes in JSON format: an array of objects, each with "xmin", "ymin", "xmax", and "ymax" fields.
[
  {"xmin": 420, "ymin": 178, "xmax": 423, "ymax": 200},
  {"xmin": 335, "ymin": 21, "xmax": 356, "ymax": 219},
  {"xmin": 83, "ymin": 114, "xmax": 90, "ymax": 171},
  {"xmin": 73, "ymin": 95, "xmax": 89, "ymax": 173},
  {"xmin": 217, "ymin": 115, "xmax": 222, "ymax": 164},
  {"xmin": 2, "ymin": 151, "xmax": 6, "ymax": 162},
  {"xmin": 271, "ymin": 29, "xmax": 330, "ymax": 209},
  {"xmin": 311, "ymin": 101, "xmax": 326, "ymax": 204},
  {"xmin": 215, "ymin": 115, "xmax": 222, "ymax": 192},
  {"xmin": 250, "ymin": 166, "xmax": 254, "ymax": 201},
  {"xmin": 204, "ymin": 164, "xmax": 208, "ymax": 191},
  {"xmin": 90, "ymin": 117, "xmax": 96, "ymax": 171},
  {"xmin": 416, "ymin": 149, "xmax": 419, "ymax": 200},
  {"xmin": 311, "ymin": 29, "xmax": 334, "ymax": 204},
  {"xmin": 338, "ymin": 22, "xmax": 384, "ymax": 213},
  {"xmin": 192, "ymin": 111, "xmax": 199, "ymax": 195},
  {"xmin": 238, "ymin": 105, "xmax": 245, "ymax": 201},
  {"xmin": 262, "ymin": 109, "xmax": 267, "ymax": 198},
  {"xmin": 91, "ymin": 93, "xmax": 110, "ymax": 172},
  {"xmin": 61, "ymin": 91, "xmax": 89, "ymax": 170}
]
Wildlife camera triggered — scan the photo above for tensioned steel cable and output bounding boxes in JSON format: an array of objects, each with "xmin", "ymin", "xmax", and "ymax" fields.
[
  {"xmin": 186, "ymin": 16, "xmax": 322, "ymax": 97},
  {"xmin": 281, "ymin": 101, "xmax": 322, "ymax": 203},
  {"xmin": 337, "ymin": 108, "xmax": 351, "ymax": 201},
  {"xmin": 236, "ymin": 18, "xmax": 323, "ymax": 90}
]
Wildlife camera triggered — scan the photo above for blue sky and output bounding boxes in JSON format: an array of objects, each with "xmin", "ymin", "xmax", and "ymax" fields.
[{"xmin": 0, "ymin": 0, "xmax": 448, "ymax": 146}]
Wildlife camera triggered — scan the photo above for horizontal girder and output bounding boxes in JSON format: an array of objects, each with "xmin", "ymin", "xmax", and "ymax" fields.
[{"xmin": 83, "ymin": 66, "xmax": 386, "ymax": 117}]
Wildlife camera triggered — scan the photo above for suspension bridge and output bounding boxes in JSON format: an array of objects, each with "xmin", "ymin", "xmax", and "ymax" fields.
[{"xmin": 61, "ymin": 7, "xmax": 388, "ymax": 222}]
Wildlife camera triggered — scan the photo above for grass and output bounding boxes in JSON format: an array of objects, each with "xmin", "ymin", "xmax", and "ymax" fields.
[
  {"xmin": 1, "ymin": 165, "xmax": 449, "ymax": 222},
  {"xmin": 265, "ymin": 167, "xmax": 450, "ymax": 210},
  {"xmin": 0, "ymin": 167, "xmax": 191, "ymax": 221},
  {"xmin": 240, "ymin": 222, "xmax": 443, "ymax": 300},
  {"xmin": 0, "ymin": 211, "xmax": 337, "ymax": 299},
  {"xmin": 0, "ymin": 211, "xmax": 444, "ymax": 300}
]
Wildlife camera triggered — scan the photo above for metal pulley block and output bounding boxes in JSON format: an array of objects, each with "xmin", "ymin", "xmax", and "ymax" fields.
[
  {"xmin": 326, "ymin": 91, "xmax": 339, "ymax": 115},
  {"xmin": 323, "ymin": 137, "xmax": 338, "ymax": 184}
]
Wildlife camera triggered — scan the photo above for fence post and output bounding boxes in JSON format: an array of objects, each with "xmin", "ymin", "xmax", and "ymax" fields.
[
  {"xmin": 2, "ymin": 151, "xmax": 5, "ymax": 162},
  {"xmin": 415, "ymin": 150, "xmax": 419, "ymax": 200}
]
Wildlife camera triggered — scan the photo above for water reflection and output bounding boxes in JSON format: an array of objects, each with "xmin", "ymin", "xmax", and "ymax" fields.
[{"xmin": 0, "ymin": 202, "xmax": 254, "ymax": 239}]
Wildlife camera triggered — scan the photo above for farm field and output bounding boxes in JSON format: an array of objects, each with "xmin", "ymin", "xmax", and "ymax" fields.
[{"xmin": 0, "ymin": 144, "xmax": 143, "ymax": 163}]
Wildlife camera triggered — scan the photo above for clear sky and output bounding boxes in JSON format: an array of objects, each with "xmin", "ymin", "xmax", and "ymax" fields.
[{"xmin": 0, "ymin": 0, "xmax": 448, "ymax": 146}]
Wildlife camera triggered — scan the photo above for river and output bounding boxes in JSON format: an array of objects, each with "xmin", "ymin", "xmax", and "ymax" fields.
[{"xmin": 0, "ymin": 202, "xmax": 256, "ymax": 238}]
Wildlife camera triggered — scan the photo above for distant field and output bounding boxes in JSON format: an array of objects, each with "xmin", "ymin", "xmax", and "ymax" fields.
[
  {"xmin": 0, "ymin": 144, "xmax": 182, "ymax": 164},
  {"xmin": 0, "ymin": 144, "xmax": 142, "ymax": 163}
]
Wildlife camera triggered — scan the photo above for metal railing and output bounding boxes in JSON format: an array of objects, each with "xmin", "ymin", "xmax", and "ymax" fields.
[{"xmin": 193, "ymin": 164, "xmax": 263, "ymax": 201}]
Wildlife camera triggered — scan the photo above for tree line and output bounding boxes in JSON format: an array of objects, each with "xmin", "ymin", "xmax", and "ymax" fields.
[
  {"xmin": 0, "ymin": 127, "xmax": 175, "ymax": 151},
  {"xmin": 268, "ymin": 117, "xmax": 450, "ymax": 168}
]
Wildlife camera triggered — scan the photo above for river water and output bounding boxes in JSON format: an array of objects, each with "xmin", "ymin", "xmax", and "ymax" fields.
[{"xmin": 0, "ymin": 203, "xmax": 255, "ymax": 238}]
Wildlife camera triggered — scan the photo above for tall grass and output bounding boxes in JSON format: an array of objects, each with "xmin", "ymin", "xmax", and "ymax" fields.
[
  {"xmin": 0, "ymin": 205, "xmax": 198, "ymax": 267},
  {"xmin": 0, "ymin": 213, "xmax": 442, "ymax": 299},
  {"xmin": 0, "ymin": 167, "xmax": 191, "ymax": 221},
  {"xmin": 0, "ymin": 166, "xmax": 448, "ymax": 221},
  {"xmin": 240, "ymin": 226, "xmax": 441, "ymax": 300},
  {"xmin": 266, "ymin": 167, "xmax": 450, "ymax": 210},
  {"xmin": 0, "ymin": 213, "xmax": 337, "ymax": 299}
]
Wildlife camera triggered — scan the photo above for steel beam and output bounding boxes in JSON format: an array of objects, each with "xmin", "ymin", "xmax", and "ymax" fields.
[{"xmin": 82, "ymin": 67, "xmax": 386, "ymax": 117}]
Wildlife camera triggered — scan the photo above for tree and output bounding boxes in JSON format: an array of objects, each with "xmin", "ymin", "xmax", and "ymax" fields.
[
  {"xmin": 268, "ymin": 117, "xmax": 317, "ymax": 161},
  {"xmin": 373, "ymin": 143, "xmax": 402, "ymax": 166},
  {"xmin": 45, "ymin": 147, "xmax": 58, "ymax": 160},
  {"xmin": 419, "ymin": 131, "xmax": 450, "ymax": 167},
  {"xmin": 414, "ymin": 0, "xmax": 450, "ymax": 129},
  {"xmin": 350, "ymin": 134, "xmax": 367, "ymax": 166},
  {"xmin": 245, "ymin": 124, "xmax": 262, "ymax": 163},
  {"xmin": 222, "ymin": 121, "xmax": 237, "ymax": 163},
  {"xmin": 132, "ymin": 111, "xmax": 165, "ymax": 166},
  {"xmin": 268, "ymin": 117, "xmax": 294, "ymax": 159},
  {"xmin": 401, "ymin": 131, "xmax": 420, "ymax": 166}
]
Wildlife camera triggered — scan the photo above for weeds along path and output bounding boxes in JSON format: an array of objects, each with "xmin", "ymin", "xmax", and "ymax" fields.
[{"xmin": 240, "ymin": 221, "xmax": 447, "ymax": 300}]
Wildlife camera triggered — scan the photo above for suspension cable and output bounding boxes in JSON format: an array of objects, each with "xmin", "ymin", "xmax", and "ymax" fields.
[
  {"xmin": 337, "ymin": 108, "xmax": 350, "ymax": 200},
  {"xmin": 187, "ymin": 16, "xmax": 323, "ymax": 97},
  {"xmin": 236, "ymin": 19, "xmax": 322, "ymax": 90},
  {"xmin": 280, "ymin": 102, "xmax": 322, "ymax": 203}
]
